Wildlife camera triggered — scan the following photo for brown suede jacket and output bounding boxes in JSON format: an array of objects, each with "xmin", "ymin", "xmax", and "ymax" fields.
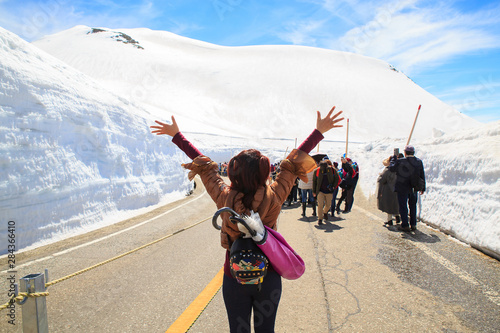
[{"xmin": 182, "ymin": 149, "xmax": 317, "ymax": 250}]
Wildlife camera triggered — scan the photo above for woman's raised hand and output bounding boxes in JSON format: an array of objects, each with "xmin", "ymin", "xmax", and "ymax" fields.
[
  {"xmin": 316, "ymin": 106, "xmax": 344, "ymax": 134},
  {"xmin": 150, "ymin": 116, "xmax": 180, "ymax": 137}
]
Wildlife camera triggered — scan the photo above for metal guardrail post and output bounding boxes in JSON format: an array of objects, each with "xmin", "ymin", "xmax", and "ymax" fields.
[{"xmin": 20, "ymin": 273, "xmax": 48, "ymax": 333}]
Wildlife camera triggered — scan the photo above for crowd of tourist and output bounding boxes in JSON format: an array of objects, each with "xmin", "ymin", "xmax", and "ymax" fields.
[
  {"xmin": 276, "ymin": 154, "xmax": 360, "ymax": 225},
  {"xmin": 219, "ymin": 145, "xmax": 425, "ymax": 232}
]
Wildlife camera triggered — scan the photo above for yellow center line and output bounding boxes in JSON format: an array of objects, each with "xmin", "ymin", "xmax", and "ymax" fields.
[{"xmin": 166, "ymin": 267, "xmax": 224, "ymax": 333}]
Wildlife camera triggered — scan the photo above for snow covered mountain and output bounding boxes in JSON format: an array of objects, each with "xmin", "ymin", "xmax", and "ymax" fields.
[
  {"xmin": 0, "ymin": 25, "xmax": 498, "ymax": 258},
  {"xmin": 33, "ymin": 25, "xmax": 478, "ymax": 143}
]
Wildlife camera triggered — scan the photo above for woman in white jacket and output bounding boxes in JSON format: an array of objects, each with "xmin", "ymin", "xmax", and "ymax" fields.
[{"xmin": 298, "ymin": 168, "xmax": 317, "ymax": 217}]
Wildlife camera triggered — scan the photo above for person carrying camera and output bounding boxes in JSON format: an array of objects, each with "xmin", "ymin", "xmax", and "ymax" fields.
[{"xmin": 389, "ymin": 145, "xmax": 426, "ymax": 231}]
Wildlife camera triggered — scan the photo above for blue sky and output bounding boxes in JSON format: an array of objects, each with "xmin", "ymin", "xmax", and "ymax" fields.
[{"xmin": 1, "ymin": 0, "xmax": 499, "ymax": 123}]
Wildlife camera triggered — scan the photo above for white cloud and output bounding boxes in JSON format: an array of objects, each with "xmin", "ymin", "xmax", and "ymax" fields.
[
  {"xmin": 438, "ymin": 81, "xmax": 500, "ymax": 98},
  {"xmin": 435, "ymin": 79, "xmax": 500, "ymax": 122},
  {"xmin": 138, "ymin": 0, "xmax": 153, "ymax": 15},
  {"xmin": 277, "ymin": 19, "xmax": 327, "ymax": 46},
  {"xmin": 337, "ymin": 1, "xmax": 500, "ymax": 74},
  {"xmin": 168, "ymin": 20, "xmax": 203, "ymax": 36},
  {"xmin": 466, "ymin": 113, "xmax": 500, "ymax": 124},
  {"xmin": 0, "ymin": 2, "xmax": 72, "ymax": 41}
]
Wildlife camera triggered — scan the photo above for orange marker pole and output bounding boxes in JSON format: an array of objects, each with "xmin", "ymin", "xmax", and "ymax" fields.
[{"xmin": 407, "ymin": 105, "xmax": 422, "ymax": 146}]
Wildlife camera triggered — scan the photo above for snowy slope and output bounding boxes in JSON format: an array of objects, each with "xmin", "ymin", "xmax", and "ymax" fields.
[
  {"xmin": 0, "ymin": 27, "xmax": 193, "ymax": 253},
  {"xmin": 34, "ymin": 25, "xmax": 479, "ymax": 144}
]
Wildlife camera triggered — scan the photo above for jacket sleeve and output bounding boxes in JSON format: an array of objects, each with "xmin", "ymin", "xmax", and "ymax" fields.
[
  {"xmin": 182, "ymin": 155, "xmax": 228, "ymax": 207},
  {"xmin": 268, "ymin": 129, "xmax": 321, "ymax": 201},
  {"xmin": 389, "ymin": 156, "xmax": 398, "ymax": 172},
  {"xmin": 270, "ymin": 149, "xmax": 317, "ymax": 206},
  {"xmin": 297, "ymin": 129, "xmax": 323, "ymax": 153},
  {"xmin": 172, "ymin": 132, "xmax": 202, "ymax": 160}
]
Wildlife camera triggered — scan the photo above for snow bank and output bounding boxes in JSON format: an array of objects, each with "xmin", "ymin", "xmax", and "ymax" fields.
[
  {"xmin": 347, "ymin": 122, "xmax": 500, "ymax": 257},
  {"xmin": 0, "ymin": 27, "xmax": 193, "ymax": 253}
]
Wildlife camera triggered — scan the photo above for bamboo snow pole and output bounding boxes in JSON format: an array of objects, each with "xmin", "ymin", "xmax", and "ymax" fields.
[
  {"xmin": 295, "ymin": 138, "xmax": 297, "ymax": 149},
  {"xmin": 283, "ymin": 147, "xmax": 288, "ymax": 159},
  {"xmin": 345, "ymin": 118, "xmax": 349, "ymax": 157},
  {"xmin": 406, "ymin": 105, "xmax": 422, "ymax": 146}
]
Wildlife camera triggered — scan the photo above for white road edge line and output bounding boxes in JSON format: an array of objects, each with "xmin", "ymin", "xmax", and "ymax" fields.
[
  {"xmin": 1, "ymin": 189, "xmax": 207, "ymax": 273},
  {"xmin": 354, "ymin": 206, "xmax": 500, "ymax": 307}
]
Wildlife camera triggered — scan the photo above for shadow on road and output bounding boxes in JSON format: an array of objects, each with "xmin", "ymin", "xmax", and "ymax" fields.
[
  {"xmin": 314, "ymin": 221, "xmax": 343, "ymax": 233},
  {"xmin": 405, "ymin": 230, "xmax": 441, "ymax": 244},
  {"xmin": 385, "ymin": 225, "xmax": 441, "ymax": 244},
  {"xmin": 297, "ymin": 216, "xmax": 316, "ymax": 223}
]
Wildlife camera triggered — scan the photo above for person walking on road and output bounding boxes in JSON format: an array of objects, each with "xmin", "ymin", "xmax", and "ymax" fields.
[
  {"xmin": 346, "ymin": 160, "xmax": 359, "ymax": 212},
  {"xmin": 336, "ymin": 156, "xmax": 354, "ymax": 214},
  {"xmin": 313, "ymin": 160, "xmax": 338, "ymax": 225},
  {"xmin": 330, "ymin": 162, "xmax": 341, "ymax": 217},
  {"xmin": 376, "ymin": 156, "xmax": 400, "ymax": 226},
  {"xmin": 151, "ymin": 107, "xmax": 344, "ymax": 333},
  {"xmin": 298, "ymin": 169, "xmax": 316, "ymax": 217},
  {"xmin": 389, "ymin": 145, "xmax": 426, "ymax": 232}
]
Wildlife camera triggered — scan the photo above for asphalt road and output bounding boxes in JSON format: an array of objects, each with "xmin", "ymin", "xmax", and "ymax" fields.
[{"xmin": 1, "ymin": 179, "xmax": 499, "ymax": 332}]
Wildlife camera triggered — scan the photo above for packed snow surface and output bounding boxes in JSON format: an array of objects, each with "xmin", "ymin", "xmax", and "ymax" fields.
[{"xmin": 0, "ymin": 25, "xmax": 498, "ymax": 258}]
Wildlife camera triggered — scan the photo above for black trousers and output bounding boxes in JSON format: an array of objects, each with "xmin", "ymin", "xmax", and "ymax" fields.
[
  {"xmin": 346, "ymin": 180, "xmax": 358, "ymax": 211},
  {"xmin": 223, "ymin": 271, "xmax": 282, "ymax": 333},
  {"xmin": 336, "ymin": 188, "xmax": 348, "ymax": 210},
  {"xmin": 397, "ymin": 191, "xmax": 418, "ymax": 228}
]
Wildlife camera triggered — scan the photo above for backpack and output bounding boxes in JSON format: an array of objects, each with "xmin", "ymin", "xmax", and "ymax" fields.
[
  {"xmin": 212, "ymin": 207, "xmax": 269, "ymax": 287},
  {"xmin": 408, "ymin": 159, "xmax": 425, "ymax": 191},
  {"xmin": 352, "ymin": 162, "xmax": 359, "ymax": 177},
  {"xmin": 410, "ymin": 171, "xmax": 425, "ymax": 191},
  {"xmin": 229, "ymin": 237, "xmax": 269, "ymax": 285},
  {"xmin": 316, "ymin": 167, "xmax": 339, "ymax": 191}
]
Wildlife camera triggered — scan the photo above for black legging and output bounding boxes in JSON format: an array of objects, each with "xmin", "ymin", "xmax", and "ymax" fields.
[{"xmin": 223, "ymin": 271, "xmax": 282, "ymax": 333}]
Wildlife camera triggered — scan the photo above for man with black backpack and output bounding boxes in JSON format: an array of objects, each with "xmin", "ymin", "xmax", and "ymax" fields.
[
  {"xmin": 389, "ymin": 145, "xmax": 426, "ymax": 231},
  {"xmin": 313, "ymin": 160, "xmax": 339, "ymax": 224}
]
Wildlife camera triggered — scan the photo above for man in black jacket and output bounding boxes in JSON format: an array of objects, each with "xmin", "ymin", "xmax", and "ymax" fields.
[{"xmin": 389, "ymin": 145, "xmax": 426, "ymax": 231}]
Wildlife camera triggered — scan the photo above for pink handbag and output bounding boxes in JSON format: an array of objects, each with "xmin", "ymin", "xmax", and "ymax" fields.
[{"xmin": 257, "ymin": 226, "xmax": 305, "ymax": 280}]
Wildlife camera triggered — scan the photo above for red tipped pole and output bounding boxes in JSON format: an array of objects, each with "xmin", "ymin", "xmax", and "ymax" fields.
[{"xmin": 407, "ymin": 105, "xmax": 422, "ymax": 146}]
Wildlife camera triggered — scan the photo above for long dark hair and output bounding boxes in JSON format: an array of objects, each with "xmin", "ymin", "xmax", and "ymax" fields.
[{"xmin": 228, "ymin": 149, "xmax": 270, "ymax": 210}]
